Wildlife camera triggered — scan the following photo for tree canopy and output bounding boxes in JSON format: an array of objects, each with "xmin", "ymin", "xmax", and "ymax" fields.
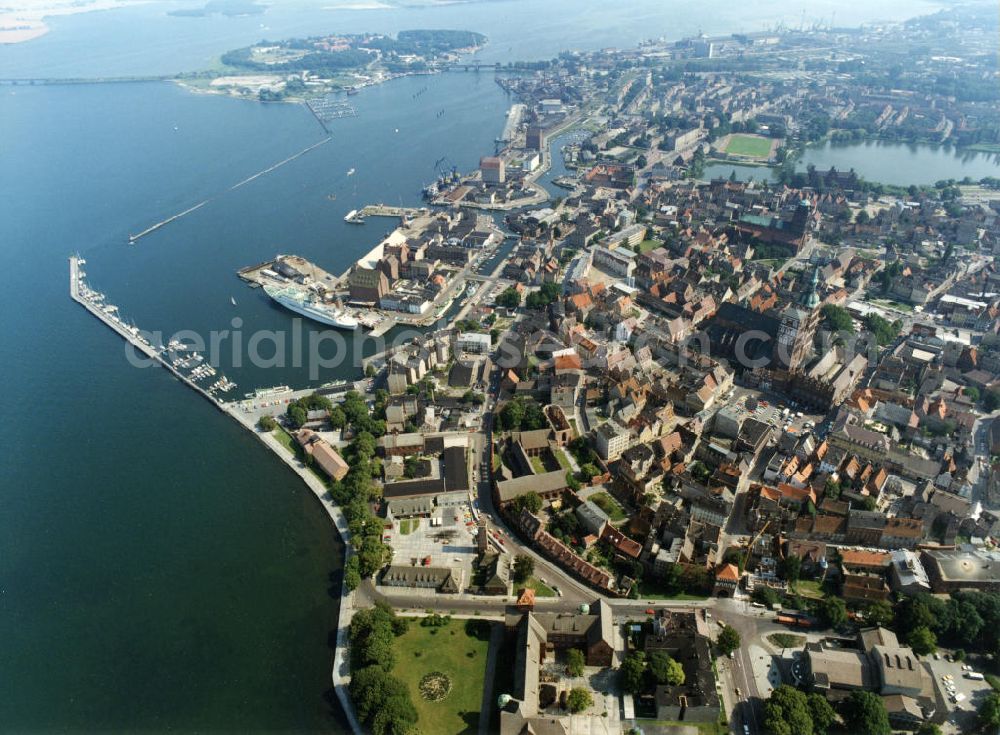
[
  {"xmin": 567, "ymin": 687, "xmax": 592, "ymax": 713},
  {"xmin": 807, "ymin": 692, "xmax": 836, "ymax": 735},
  {"xmin": 512, "ymin": 491, "xmax": 543, "ymax": 514},
  {"xmin": 817, "ymin": 596, "xmax": 847, "ymax": 629},
  {"xmin": 495, "ymin": 286, "xmax": 521, "ymax": 309},
  {"xmin": 717, "ymin": 625, "xmax": 741, "ymax": 656},
  {"xmin": 620, "ymin": 651, "xmax": 647, "ymax": 694},
  {"xmin": 648, "ymin": 651, "xmax": 685, "ymax": 686},
  {"xmin": 862, "ymin": 313, "xmax": 901, "ymax": 346},
  {"xmin": 525, "ymin": 281, "xmax": 562, "ymax": 309},
  {"xmin": 842, "ymin": 691, "xmax": 890, "ymax": 735},
  {"xmin": 820, "ymin": 303, "xmax": 854, "ymax": 334},
  {"xmin": 566, "ymin": 648, "xmax": 585, "ymax": 677},
  {"xmin": 497, "ymin": 396, "xmax": 548, "ymax": 432},
  {"xmin": 762, "ymin": 685, "xmax": 816, "ymax": 735},
  {"xmin": 513, "ymin": 554, "xmax": 534, "ymax": 583},
  {"xmin": 907, "ymin": 625, "xmax": 937, "ymax": 655},
  {"xmin": 864, "ymin": 600, "xmax": 894, "ymax": 628},
  {"xmin": 979, "ymin": 692, "xmax": 1000, "ymax": 731}
]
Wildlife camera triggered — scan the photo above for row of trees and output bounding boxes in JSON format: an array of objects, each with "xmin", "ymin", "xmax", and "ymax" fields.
[
  {"xmin": 285, "ymin": 389, "xmax": 388, "ymax": 436},
  {"xmin": 264, "ymin": 391, "xmax": 392, "ymax": 589},
  {"xmin": 765, "ymin": 687, "xmax": 894, "ymax": 735},
  {"xmin": 762, "ymin": 685, "xmax": 838, "ymax": 735},
  {"xmin": 286, "ymin": 391, "xmax": 333, "ymax": 428},
  {"xmin": 348, "ymin": 603, "xmax": 417, "ymax": 735},
  {"xmin": 895, "ymin": 590, "xmax": 1000, "ymax": 658},
  {"xmin": 326, "ymin": 391, "xmax": 393, "ymax": 588}
]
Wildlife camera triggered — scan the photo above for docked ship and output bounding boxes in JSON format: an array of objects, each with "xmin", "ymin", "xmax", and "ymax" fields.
[
  {"xmin": 263, "ymin": 284, "xmax": 360, "ymax": 330},
  {"xmin": 344, "ymin": 209, "xmax": 365, "ymax": 224}
]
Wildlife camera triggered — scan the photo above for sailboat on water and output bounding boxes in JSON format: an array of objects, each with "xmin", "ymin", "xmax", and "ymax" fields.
[{"xmin": 230, "ymin": 296, "xmax": 237, "ymax": 306}]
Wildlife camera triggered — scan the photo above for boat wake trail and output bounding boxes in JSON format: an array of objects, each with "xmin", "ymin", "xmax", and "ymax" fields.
[{"xmin": 128, "ymin": 137, "xmax": 333, "ymax": 244}]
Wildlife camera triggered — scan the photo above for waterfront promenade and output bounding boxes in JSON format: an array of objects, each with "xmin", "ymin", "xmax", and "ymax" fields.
[{"xmin": 69, "ymin": 256, "xmax": 363, "ymax": 735}]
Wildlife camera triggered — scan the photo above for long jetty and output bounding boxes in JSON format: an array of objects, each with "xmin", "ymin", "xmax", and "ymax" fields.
[
  {"xmin": 68, "ymin": 255, "xmax": 362, "ymax": 735},
  {"xmin": 128, "ymin": 137, "xmax": 332, "ymax": 244},
  {"xmin": 69, "ymin": 255, "xmax": 220, "ymax": 400}
]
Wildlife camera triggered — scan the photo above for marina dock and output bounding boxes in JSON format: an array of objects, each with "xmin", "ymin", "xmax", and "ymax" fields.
[{"xmin": 70, "ymin": 256, "xmax": 237, "ymax": 400}]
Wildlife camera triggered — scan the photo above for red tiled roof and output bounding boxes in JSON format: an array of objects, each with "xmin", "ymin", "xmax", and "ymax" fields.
[{"xmin": 716, "ymin": 563, "xmax": 740, "ymax": 582}]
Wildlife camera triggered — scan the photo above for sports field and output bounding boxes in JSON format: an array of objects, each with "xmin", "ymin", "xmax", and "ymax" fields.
[{"xmin": 724, "ymin": 134, "xmax": 773, "ymax": 158}]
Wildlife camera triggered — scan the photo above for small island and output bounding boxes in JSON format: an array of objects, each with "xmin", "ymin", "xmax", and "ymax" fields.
[
  {"xmin": 181, "ymin": 29, "xmax": 487, "ymax": 101},
  {"xmin": 168, "ymin": 0, "xmax": 267, "ymax": 18}
]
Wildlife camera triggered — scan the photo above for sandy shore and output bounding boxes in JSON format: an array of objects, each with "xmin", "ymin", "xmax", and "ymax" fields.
[{"xmin": 0, "ymin": 0, "xmax": 145, "ymax": 44}]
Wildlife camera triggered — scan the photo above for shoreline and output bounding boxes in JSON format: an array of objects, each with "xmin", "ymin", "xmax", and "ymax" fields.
[
  {"xmin": 68, "ymin": 256, "xmax": 363, "ymax": 735},
  {"xmin": 0, "ymin": 0, "xmax": 148, "ymax": 45},
  {"xmin": 236, "ymin": 415, "xmax": 363, "ymax": 735}
]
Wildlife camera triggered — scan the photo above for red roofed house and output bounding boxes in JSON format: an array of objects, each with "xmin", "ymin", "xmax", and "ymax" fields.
[
  {"xmin": 296, "ymin": 429, "xmax": 350, "ymax": 481},
  {"xmin": 714, "ymin": 563, "xmax": 740, "ymax": 597}
]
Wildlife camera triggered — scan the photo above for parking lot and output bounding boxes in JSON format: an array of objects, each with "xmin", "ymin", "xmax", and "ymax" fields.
[
  {"xmin": 382, "ymin": 502, "xmax": 480, "ymax": 591},
  {"xmin": 721, "ymin": 385, "xmax": 828, "ymax": 436},
  {"xmin": 926, "ymin": 653, "xmax": 994, "ymax": 734}
]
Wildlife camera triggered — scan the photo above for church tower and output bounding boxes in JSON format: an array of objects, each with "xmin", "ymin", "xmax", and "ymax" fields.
[{"xmin": 774, "ymin": 266, "xmax": 821, "ymax": 370}]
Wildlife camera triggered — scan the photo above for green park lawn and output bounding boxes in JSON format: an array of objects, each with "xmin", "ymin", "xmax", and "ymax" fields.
[
  {"xmin": 392, "ymin": 618, "xmax": 492, "ymax": 735},
  {"xmin": 529, "ymin": 455, "xmax": 547, "ymax": 474},
  {"xmin": 552, "ymin": 448, "xmax": 572, "ymax": 471},
  {"xmin": 768, "ymin": 633, "xmax": 806, "ymax": 649},
  {"xmin": 724, "ymin": 134, "xmax": 773, "ymax": 158},
  {"xmin": 793, "ymin": 579, "xmax": 826, "ymax": 599},
  {"xmin": 637, "ymin": 579, "xmax": 708, "ymax": 601},
  {"xmin": 589, "ymin": 491, "xmax": 626, "ymax": 521},
  {"xmin": 870, "ymin": 298, "xmax": 914, "ymax": 313},
  {"xmin": 637, "ymin": 239, "xmax": 663, "ymax": 253},
  {"xmin": 518, "ymin": 577, "xmax": 557, "ymax": 598},
  {"xmin": 398, "ymin": 518, "xmax": 417, "ymax": 535},
  {"xmin": 273, "ymin": 427, "xmax": 296, "ymax": 454}
]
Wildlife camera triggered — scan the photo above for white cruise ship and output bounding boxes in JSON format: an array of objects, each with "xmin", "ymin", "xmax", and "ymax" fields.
[{"xmin": 263, "ymin": 284, "xmax": 360, "ymax": 330}]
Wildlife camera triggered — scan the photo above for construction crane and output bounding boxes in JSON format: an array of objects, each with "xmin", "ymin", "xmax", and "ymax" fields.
[{"xmin": 740, "ymin": 519, "xmax": 771, "ymax": 572}]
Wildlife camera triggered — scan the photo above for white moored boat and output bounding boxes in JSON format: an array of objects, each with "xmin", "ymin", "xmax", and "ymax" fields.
[{"xmin": 263, "ymin": 284, "xmax": 360, "ymax": 330}]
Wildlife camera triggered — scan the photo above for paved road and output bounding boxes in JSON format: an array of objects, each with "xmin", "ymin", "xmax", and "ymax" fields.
[{"xmin": 473, "ymin": 369, "xmax": 601, "ymax": 605}]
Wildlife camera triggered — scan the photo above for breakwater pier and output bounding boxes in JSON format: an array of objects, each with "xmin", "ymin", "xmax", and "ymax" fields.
[{"xmin": 128, "ymin": 137, "xmax": 331, "ymax": 244}]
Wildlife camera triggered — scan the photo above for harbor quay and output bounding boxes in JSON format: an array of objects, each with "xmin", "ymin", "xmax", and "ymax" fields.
[{"xmin": 236, "ymin": 206, "xmax": 510, "ymax": 344}]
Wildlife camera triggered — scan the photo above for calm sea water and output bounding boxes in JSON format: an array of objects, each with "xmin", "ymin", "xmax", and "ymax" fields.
[{"xmin": 0, "ymin": 0, "xmax": 945, "ymax": 731}]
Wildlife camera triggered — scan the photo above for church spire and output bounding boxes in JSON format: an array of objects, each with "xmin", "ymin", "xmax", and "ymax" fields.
[{"xmin": 801, "ymin": 265, "xmax": 821, "ymax": 309}]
